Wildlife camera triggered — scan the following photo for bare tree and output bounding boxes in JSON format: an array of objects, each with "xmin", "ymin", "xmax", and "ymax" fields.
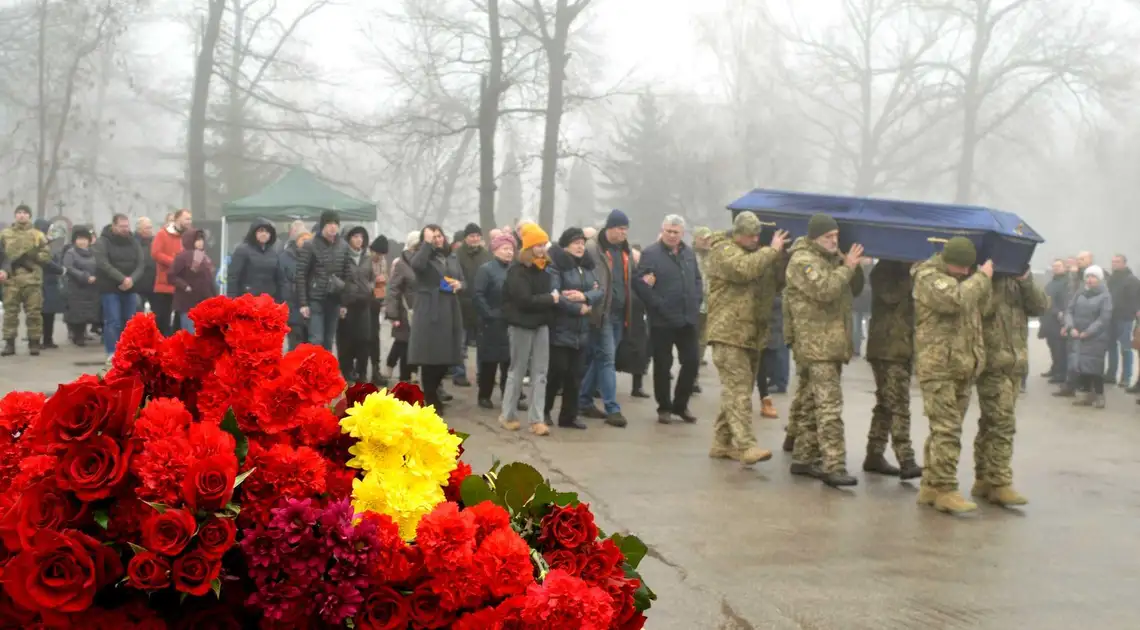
[{"xmin": 188, "ymin": 0, "xmax": 226, "ymax": 220}]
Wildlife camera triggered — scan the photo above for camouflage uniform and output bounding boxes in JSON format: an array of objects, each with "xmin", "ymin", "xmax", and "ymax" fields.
[
  {"xmin": 0, "ymin": 222, "xmax": 50, "ymax": 343},
  {"xmin": 865, "ymin": 260, "xmax": 917, "ymax": 465},
  {"xmin": 784, "ymin": 237, "xmax": 864, "ymax": 475},
  {"xmin": 974, "ymin": 275, "xmax": 1047, "ymax": 502},
  {"xmin": 912, "ymin": 254, "xmax": 991, "ymax": 495},
  {"xmin": 704, "ymin": 225, "xmax": 781, "ymax": 460}
]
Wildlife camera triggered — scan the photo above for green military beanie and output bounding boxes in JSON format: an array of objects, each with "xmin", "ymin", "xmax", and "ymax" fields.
[
  {"xmin": 732, "ymin": 212, "xmax": 763, "ymax": 236},
  {"xmin": 807, "ymin": 213, "xmax": 839, "ymax": 239},
  {"xmin": 942, "ymin": 236, "xmax": 977, "ymax": 267}
]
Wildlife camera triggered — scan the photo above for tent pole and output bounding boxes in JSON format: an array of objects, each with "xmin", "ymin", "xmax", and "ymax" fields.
[{"xmin": 219, "ymin": 216, "xmax": 227, "ymax": 294}]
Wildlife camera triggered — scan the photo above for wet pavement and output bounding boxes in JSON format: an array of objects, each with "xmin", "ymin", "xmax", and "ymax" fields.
[{"xmin": 3, "ymin": 336, "xmax": 1140, "ymax": 629}]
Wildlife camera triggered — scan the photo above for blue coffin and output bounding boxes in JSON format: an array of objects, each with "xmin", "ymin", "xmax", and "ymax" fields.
[{"xmin": 726, "ymin": 189, "xmax": 1043, "ymax": 274}]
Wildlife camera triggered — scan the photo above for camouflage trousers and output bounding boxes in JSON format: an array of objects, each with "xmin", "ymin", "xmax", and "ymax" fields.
[
  {"xmin": 2, "ymin": 279, "xmax": 43, "ymax": 341},
  {"xmin": 868, "ymin": 360, "xmax": 916, "ymax": 463},
  {"xmin": 790, "ymin": 361, "xmax": 847, "ymax": 474},
  {"xmin": 975, "ymin": 371, "xmax": 1018, "ymax": 487},
  {"xmin": 698, "ymin": 312, "xmax": 708, "ymax": 362},
  {"xmin": 919, "ymin": 378, "xmax": 974, "ymax": 492},
  {"xmin": 710, "ymin": 343, "xmax": 761, "ymax": 451}
]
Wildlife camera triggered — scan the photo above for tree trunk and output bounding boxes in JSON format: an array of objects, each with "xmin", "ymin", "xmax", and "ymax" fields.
[
  {"xmin": 188, "ymin": 0, "xmax": 225, "ymax": 220},
  {"xmin": 477, "ymin": 0, "xmax": 505, "ymax": 231},
  {"xmin": 437, "ymin": 128, "xmax": 476, "ymax": 224},
  {"xmin": 537, "ymin": 2, "xmax": 571, "ymax": 233},
  {"xmin": 35, "ymin": 0, "xmax": 47, "ymax": 218},
  {"xmin": 85, "ymin": 44, "xmax": 113, "ymax": 227},
  {"xmin": 223, "ymin": 0, "xmax": 246, "ymax": 200}
]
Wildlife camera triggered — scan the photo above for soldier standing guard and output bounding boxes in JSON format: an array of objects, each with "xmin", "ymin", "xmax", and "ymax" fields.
[
  {"xmin": 912, "ymin": 237, "xmax": 993, "ymax": 514},
  {"xmin": 784, "ymin": 214, "xmax": 865, "ymax": 487},
  {"xmin": 863, "ymin": 260, "xmax": 922, "ymax": 480},
  {"xmin": 704, "ymin": 212, "xmax": 788, "ymax": 465},
  {"xmin": 972, "ymin": 270, "xmax": 1048, "ymax": 506},
  {"xmin": 0, "ymin": 205, "xmax": 52, "ymax": 356}
]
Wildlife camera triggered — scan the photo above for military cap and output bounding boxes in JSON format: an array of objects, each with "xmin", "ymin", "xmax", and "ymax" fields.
[
  {"xmin": 732, "ymin": 212, "xmax": 763, "ymax": 236},
  {"xmin": 942, "ymin": 236, "xmax": 977, "ymax": 268},
  {"xmin": 807, "ymin": 213, "xmax": 839, "ymax": 239}
]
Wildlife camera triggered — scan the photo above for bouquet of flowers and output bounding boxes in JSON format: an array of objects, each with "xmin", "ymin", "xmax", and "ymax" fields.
[{"xmin": 0, "ymin": 295, "xmax": 654, "ymax": 628}]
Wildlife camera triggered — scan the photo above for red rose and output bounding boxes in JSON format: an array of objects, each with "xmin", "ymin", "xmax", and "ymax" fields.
[
  {"xmin": 579, "ymin": 539, "xmax": 624, "ymax": 583},
  {"xmin": 408, "ymin": 586, "xmax": 456, "ymax": 629},
  {"xmin": 389, "ymin": 382, "xmax": 424, "ymax": 407},
  {"xmin": 56, "ymin": 435, "xmax": 133, "ymax": 501},
  {"xmin": 182, "ymin": 453, "xmax": 237, "ymax": 512},
  {"xmin": 334, "ymin": 382, "xmax": 379, "ymax": 416},
  {"xmin": 196, "ymin": 517, "xmax": 237, "ymax": 559},
  {"xmin": 41, "ymin": 375, "xmax": 144, "ymax": 442},
  {"xmin": 0, "ymin": 481, "xmax": 82, "ymax": 551},
  {"xmin": 142, "ymin": 509, "xmax": 196, "ymax": 556},
  {"xmin": 1, "ymin": 529, "xmax": 102, "ymax": 615},
  {"xmin": 172, "ymin": 550, "xmax": 221, "ymax": 596},
  {"xmin": 356, "ymin": 586, "xmax": 411, "ymax": 630},
  {"xmin": 73, "ymin": 529, "xmax": 123, "ymax": 589},
  {"xmin": 127, "ymin": 551, "xmax": 171, "ymax": 590},
  {"xmin": 543, "ymin": 549, "xmax": 583, "ymax": 576},
  {"xmin": 538, "ymin": 503, "xmax": 599, "ymax": 551}
]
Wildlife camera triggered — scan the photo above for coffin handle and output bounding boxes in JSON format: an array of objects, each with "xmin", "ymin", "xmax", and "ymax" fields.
[
  {"xmin": 927, "ymin": 237, "xmax": 949, "ymax": 244},
  {"xmin": 758, "ymin": 220, "xmax": 777, "ymax": 227}
]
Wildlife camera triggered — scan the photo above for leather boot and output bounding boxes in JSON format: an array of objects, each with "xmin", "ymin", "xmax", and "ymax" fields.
[
  {"xmin": 789, "ymin": 462, "xmax": 821, "ymax": 478},
  {"xmin": 760, "ymin": 397, "xmax": 778, "ymax": 419},
  {"xmin": 737, "ymin": 447, "xmax": 772, "ymax": 466},
  {"xmin": 822, "ymin": 469, "xmax": 858, "ymax": 487},
  {"xmin": 0, "ymin": 339, "xmax": 15, "ymax": 356},
  {"xmin": 28, "ymin": 339, "xmax": 40, "ymax": 356},
  {"xmin": 898, "ymin": 460, "xmax": 922, "ymax": 480},
  {"xmin": 933, "ymin": 491, "xmax": 978, "ymax": 514},
  {"xmin": 782, "ymin": 433, "xmax": 795, "ymax": 453},
  {"xmin": 862, "ymin": 453, "xmax": 899, "ymax": 476},
  {"xmin": 970, "ymin": 481, "xmax": 992, "ymax": 498},
  {"xmin": 709, "ymin": 445, "xmax": 740, "ymax": 460},
  {"xmin": 916, "ymin": 485, "xmax": 937, "ymax": 506},
  {"xmin": 985, "ymin": 485, "xmax": 1028, "ymax": 506}
]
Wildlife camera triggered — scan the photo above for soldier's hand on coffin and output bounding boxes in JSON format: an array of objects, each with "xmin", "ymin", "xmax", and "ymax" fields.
[
  {"xmin": 300, "ymin": 306, "xmax": 311, "ymax": 319},
  {"xmin": 770, "ymin": 230, "xmax": 789, "ymax": 251},
  {"xmin": 580, "ymin": 304, "xmax": 590, "ymax": 315},
  {"xmin": 642, "ymin": 273, "xmax": 656, "ymax": 287},
  {"xmin": 978, "ymin": 260, "xmax": 994, "ymax": 278},
  {"xmin": 0, "ymin": 270, "xmax": 6, "ymax": 282},
  {"xmin": 1018, "ymin": 270, "xmax": 1031, "ymax": 281},
  {"xmin": 1079, "ymin": 331, "xmax": 1090, "ymax": 339},
  {"xmin": 844, "ymin": 244, "xmax": 864, "ymax": 268}
]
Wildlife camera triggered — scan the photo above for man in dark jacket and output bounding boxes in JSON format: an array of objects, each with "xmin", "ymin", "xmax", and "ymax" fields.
[
  {"xmin": 1106, "ymin": 254, "xmax": 1140, "ymax": 387},
  {"xmin": 336, "ymin": 226, "xmax": 375, "ymax": 382},
  {"xmin": 92, "ymin": 214, "xmax": 144, "ymax": 358},
  {"xmin": 227, "ymin": 218, "xmax": 284, "ymax": 300},
  {"xmin": 134, "ymin": 217, "xmax": 156, "ymax": 317},
  {"xmin": 295, "ymin": 211, "xmax": 351, "ymax": 350},
  {"xmin": 454, "ymin": 222, "xmax": 491, "ymax": 387},
  {"xmin": 1042, "ymin": 258, "xmax": 1071, "ymax": 383},
  {"xmin": 637, "ymin": 215, "xmax": 703, "ymax": 424}
]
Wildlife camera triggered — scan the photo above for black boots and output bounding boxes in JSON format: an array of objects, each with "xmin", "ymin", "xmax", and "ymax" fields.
[
  {"xmin": 1, "ymin": 339, "xmax": 15, "ymax": 356},
  {"xmin": 28, "ymin": 339, "xmax": 40, "ymax": 356},
  {"xmin": 862, "ymin": 453, "xmax": 900, "ymax": 476}
]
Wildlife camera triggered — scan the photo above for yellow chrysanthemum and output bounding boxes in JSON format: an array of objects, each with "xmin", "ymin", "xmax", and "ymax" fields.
[{"xmin": 339, "ymin": 388, "xmax": 463, "ymax": 539}]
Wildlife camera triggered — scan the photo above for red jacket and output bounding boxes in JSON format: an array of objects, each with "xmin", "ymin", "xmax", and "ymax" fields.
[{"xmin": 151, "ymin": 226, "xmax": 183, "ymax": 294}]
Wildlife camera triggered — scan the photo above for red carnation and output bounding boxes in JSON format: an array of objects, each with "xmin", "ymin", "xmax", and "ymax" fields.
[
  {"xmin": 1, "ymin": 529, "xmax": 120, "ymax": 616},
  {"xmin": 0, "ymin": 390, "xmax": 45, "ymax": 435},
  {"xmin": 0, "ymin": 481, "xmax": 82, "ymax": 551},
  {"xmin": 197, "ymin": 517, "xmax": 237, "ymax": 559},
  {"xmin": 296, "ymin": 406, "xmax": 342, "ymax": 447},
  {"xmin": 142, "ymin": 509, "xmax": 196, "ymax": 556},
  {"xmin": 415, "ymin": 502, "xmax": 477, "ymax": 572},
  {"xmin": 464, "ymin": 501, "xmax": 511, "ymax": 545},
  {"xmin": 109, "ymin": 314, "xmax": 164, "ymax": 381},
  {"xmin": 538, "ymin": 503, "xmax": 599, "ymax": 551},
  {"xmin": 476, "ymin": 527, "xmax": 536, "ymax": 599},
  {"xmin": 41, "ymin": 375, "xmax": 144, "ymax": 442},
  {"xmin": 519, "ymin": 569, "xmax": 614, "ymax": 629},
  {"xmin": 172, "ymin": 550, "xmax": 221, "ymax": 596},
  {"xmin": 579, "ymin": 538, "xmax": 625, "ymax": 583},
  {"xmin": 277, "ymin": 344, "xmax": 346, "ymax": 406},
  {"xmin": 361, "ymin": 512, "xmax": 417, "ymax": 585},
  {"xmin": 127, "ymin": 551, "xmax": 172, "ymax": 590},
  {"xmin": 408, "ymin": 585, "xmax": 456, "ymax": 629},
  {"xmin": 131, "ymin": 435, "xmax": 192, "ymax": 506},
  {"xmin": 601, "ymin": 575, "xmax": 644, "ymax": 628},
  {"xmin": 443, "ymin": 460, "xmax": 472, "ymax": 504},
  {"xmin": 356, "ymin": 586, "xmax": 411, "ymax": 630},
  {"xmin": 426, "ymin": 568, "xmax": 488, "ymax": 613},
  {"xmin": 453, "ymin": 608, "xmax": 506, "ymax": 630},
  {"xmin": 132, "ymin": 398, "xmax": 193, "ymax": 442},
  {"xmin": 182, "ymin": 453, "xmax": 237, "ymax": 512},
  {"xmin": 389, "ymin": 382, "xmax": 424, "ymax": 407},
  {"xmin": 188, "ymin": 422, "xmax": 236, "ymax": 459},
  {"xmin": 56, "ymin": 435, "xmax": 134, "ymax": 501}
]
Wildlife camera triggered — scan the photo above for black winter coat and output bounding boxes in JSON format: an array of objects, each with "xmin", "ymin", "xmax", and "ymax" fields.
[
  {"xmin": 473, "ymin": 258, "xmax": 511, "ymax": 364},
  {"xmin": 342, "ymin": 247, "xmax": 375, "ymax": 307},
  {"xmin": 546, "ymin": 246, "xmax": 602, "ymax": 350},
  {"xmin": 135, "ymin": 233, "xmax": 156, "ymax": 293},
  {"xmin": 92, "ymin": 226, "xmax": 144, "ymax": 294},
  {"xmin": 1107, "ymin": 267, "xmax": 1140, "ymax": 323},
  {"xmin": 456, "ymin": 244, "xmax": 492, "ymax": 331},
  {"xmin": 637, "ymin": 240, "xmax": 702, "ymax": 329},
  {"xmin": 1042, "ymin": 273, "xmax": 1070, "ymax": 338},
  {"xmin": 295, "ymin": 233, "xmax": 351, "ymax": 306},
  {"xmin": 228, "ymin": 219, "xmax": 284, "ymax": 300},
  {"xmin": 280, "ymin": 242, "xmax": 304, "ymax": 330},
  {"xmin": 616, "ymin": 290, "xmax": 649, "ymax": 375},
  {"xmin": 502, "ymin": 257, "xmax": 556, "ymax": 329}
]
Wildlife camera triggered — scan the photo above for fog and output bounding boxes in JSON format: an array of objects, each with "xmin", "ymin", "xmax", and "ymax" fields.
[{"xmin": 2, "ymin": 0, "xmax": 1139, "ymax": 265}]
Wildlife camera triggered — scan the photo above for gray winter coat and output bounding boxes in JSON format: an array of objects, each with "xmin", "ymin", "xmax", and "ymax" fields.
[
  {"xmin": 384, "ymin": 252, "xmax": 415, "ymax": 343},
  {"xmin": 1065, "ymin": 285, "xmax": 1113, "ymax": 376},
  {"xmin": 62, "ymin": 246, "xmax": 100, "ymax": 325},
  {"xmin": 227, "ymin": 219, "xmax": 284, "ymax": 300},
  {"xmin": 1042, "ymin": 273, "xmax": 1070, "ymax": 338},
  {"xmin": 41, "ymin": 238, "xmax": 66, "ymax": 314},
  {"xmin": 473, "ymin": 258, "xmax": 511, "ymax": 364},
  {"xmin": 407, "ymin": 245, "xmax": 464, "ymax": 366}
]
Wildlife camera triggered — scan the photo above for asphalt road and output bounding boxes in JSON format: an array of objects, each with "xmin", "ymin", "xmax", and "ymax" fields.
[{"xmin": 3, "ymin": 334, "xmax": 1139, "ymax": 629}]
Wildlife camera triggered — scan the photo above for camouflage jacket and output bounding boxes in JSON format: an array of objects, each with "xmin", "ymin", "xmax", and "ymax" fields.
[
  {"xmin": 865, "ymin": 260, "xmax": 914, "ymax": 363},
  {"xmin": 911, "ymin": 254, "xmax": 991, "ymax": 383},
  {"xmin": 784, "ymin": 237, "xmax": 864, "ymax": 363},
  {"xmin": 981, "ymin": 275, "xmax": 1048, "ymax": 375},
  {"xmin": 695, "ymin": 248, "xmax": 710, "ymax": 314},
  {"xmin": 0, "ymin": 223, "xmax": 49, "ymax": 284},
  {"xmin": 703, "ymin": 231, "xmax": 781, "ymax": 351}
]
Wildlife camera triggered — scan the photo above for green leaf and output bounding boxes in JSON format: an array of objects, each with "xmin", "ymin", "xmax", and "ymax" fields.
[
  {"xmin": 215, "ymin": 502, "xmax": 241, "ymax": 518},
  {"xmin": 210, "ymin": 578, "xmax": 221, "ymax": 599},
  {"xmin": 489, "ymin": 457, "xmax": 501, "ymax": 474},
  {"xmin": 127, "ymin": 542, "xmax": 147, "ymax": 555},
  {"xmin": 633, "ymin": 580, "xmax": 657, "ymax": 612},
  {"xmin": 615, "ymin": 534, "xmax": 648, "ymax": 569},
  {"xmin": 459, "ymin": 475, "xmax": 500, "ymax": 507},
  {"xmin": 453, "ymin": 431, "xmax": 469, "ymax": 442},
  {"xmin": 553, "ymin": 491, "xmax": 579, "ymax": 507},
  {"xmin": 93, "ymin": 509, "xmax": 109, "ymax": 529},
  {"xmin": 220, "ymin": 409, "xmax": 249, "ymax": 466},
  {"xmin": 529, "ymin": 483, "xmax": 557, "ymax": 515},
  {"xmin": 232, "ymin": 467, "xmax": 255, "ymax": 489},
  {"xmin": 180, "ymin": 592, "xmax": 188, "ymax": 605},
  {"xmin": 495, "ymin": 463, "xmax": 544, "ymax": 513},
  {"xmin": 142, "ymin": 500, "xmax": 168, "ymax": 514}
]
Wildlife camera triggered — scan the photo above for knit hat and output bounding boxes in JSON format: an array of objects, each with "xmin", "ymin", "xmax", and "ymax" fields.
[
  {"xmin": 491, "ymin": 233, "xmax": 516, "ymax": 253},
  {"xmin": 369, "ymin": 235, "xmax": 389, "ymax": 254},
  {"xmin": 807, "ymin": 213, "xmax": 839, "ymax": 239},
  {"xmin": 318, "ymin": 211, "xmax": 340, "ymax": 230},
  {"xmin": 1084, "ymin": 264, "xmax": 1105, "ymax": 282},
  {"xmin": 71, "ymin": 226, "xmax": 92, "ymax": 243},
  {"xmin": 604, "ymin": 209, "xmax": 629, "ymax": 230},
  {"xmin": 558, "ymin": 227, "xmax": 586, "ymax": 248},
  {"xmin": 941, "ymin": 236, "xmax": 977, "ymax": 268},
  {"xmin": 452, "ymin": 230, "xmax": 465, "ymax": 246},
  {"xmin": 404, "ymin": 230, "xmax": 420, "ymax": 251},
  {"xmin": 520, "ymin": 223, "xmax": 550, "ymax": 251},
  {"xmin": 463, "ymin": 222, "xmax": 482, "ymax": 237},
  {"xmin": 732, "ymin": 212, "xmax": 763, "ymax": 236}
]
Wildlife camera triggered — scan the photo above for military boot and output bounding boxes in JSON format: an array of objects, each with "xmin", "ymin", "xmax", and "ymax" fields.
[
  {"xmin": 985, "ymin": 485, "xmax": 1028, "ymax": 506},
  {"xmin": 737, "ymin": 447, "xmax": 773, "ymax": 466},
  {"xmin": 760, "ymin": 397, "xmax": 778, "ymax": 419},
  {"xmin": 27, "ymin": 339, "xmax": 40, "ymax": 356},
  {"xmin": 0, "ymin": 339, "xmax": 15, "ymax": 356},
  {"xmin": 898, "ymin": 460, "xmax": 922, "ymax": 480},
  {"xmin": 862, "ymin": 453, "xmax": 900, "ymax": 476},
  {"xmin": 970, "ymin": 481, "xmax": 992, "ymax": 499},
  {"xmin": 916, "ymin": 485, "xmax": 937, "ymax": 506},
  {"xmin": 789, "ymin": 462, "xmax": 822, "ymax": 478},
  {"xmin": 933, "ymin": 491, "xmax": 978, "ymax": 514},
  {"xmin": 822, "ymin": 469, "xmax": 858, "ymax": 488},
  {"xmin": 782, "ymin": 433, "xmax": 795, "ymax": 453},
  {"xmin": 709, "ymin": 445, "xmax": 740, "ymax": 460}
]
